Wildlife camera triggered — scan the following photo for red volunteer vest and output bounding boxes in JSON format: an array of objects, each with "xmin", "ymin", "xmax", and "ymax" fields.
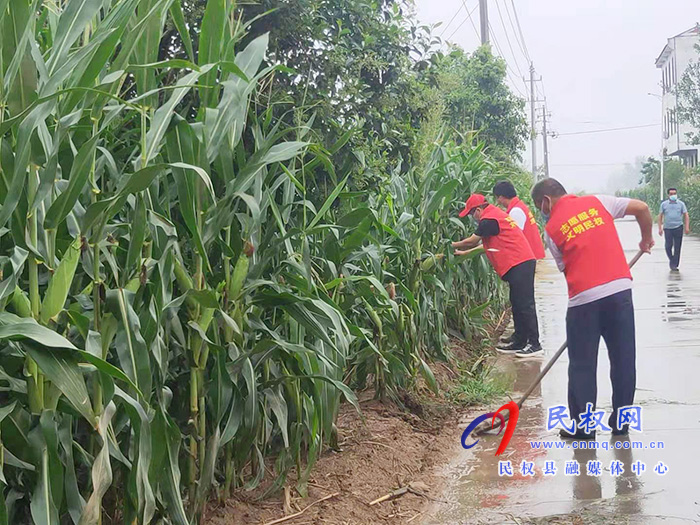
[
  {"xmin": 480, "ymin": 204, "xmax": 535, "ymax": 277},
  {"xmin": 507, "ymin": 197, "xmax": 546, "ymax": 259},
  {"xmin": 545, "ymin": 195, "xmax": 631, "ymax": 298}
]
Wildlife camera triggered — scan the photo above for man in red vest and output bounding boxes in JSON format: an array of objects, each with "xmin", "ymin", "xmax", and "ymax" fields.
[
  {"xmin": 452, "ymin": 194, "xmax": 542, "ymax": 358},
  {"xmin": 493, "ymin": 180, "xmax": 546, "ymax": 260},
  {"xmin": 531, "ymin": 178, "xmax": 654, "ymax": 439},
  {"xmin": 492, "ymin": 181, "xmax": 546, "ymax": 347}
]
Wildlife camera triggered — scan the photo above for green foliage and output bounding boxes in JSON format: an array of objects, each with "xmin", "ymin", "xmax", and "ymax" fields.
[
  {"xmin": 240, "ymin": 0, "xmax": 437, "ymax": 191},
  {"xmin": 626, "ymin": 157, "xmax": 700, "ymax": 230},
  {"xmin": 628, "ymin": 157, "xmax": 688, "ymax": 204},
  {"xmin": 447, "ymin": 359, "xmax": 507, "ymax": 406},
  {"xmin": 430, "ymin": 46, "xmax": 529, "ymax": 161},
  {"xmin": 449, "ymin": 377, "xmax": 507, "ymax": 406},
  {"xmin": 340, "ymin": 137, "xmax": 507, "ymax": 399},
  {"xmin": 0, "ymin": 0, "xmax": 524, "ymax": 523},
  {"xmin": 166, "ymin": 1, "xmax": 527, "ymax": 194},
  {"xmin": 677, "ymin": 44, "xmax": 700, "ymax": 145},
  {"xmin": 639, "ymin": 156, "xmax": 686, "ymax": 190}
]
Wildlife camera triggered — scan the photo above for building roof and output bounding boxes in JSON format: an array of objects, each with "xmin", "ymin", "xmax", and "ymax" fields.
[{"xmin": 656, "ymin": 24, "xmax": 700, "ymax": 68}]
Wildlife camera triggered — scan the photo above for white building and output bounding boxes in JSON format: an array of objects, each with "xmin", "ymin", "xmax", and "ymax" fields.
[{"xmin": 655, "ymin": 24, "xmax": 700, "ymax": 167}]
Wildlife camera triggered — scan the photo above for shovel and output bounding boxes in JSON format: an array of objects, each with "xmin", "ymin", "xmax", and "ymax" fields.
[{"xmin": 473, "ymin": 249, "xmax": 645, "ymax": 436}]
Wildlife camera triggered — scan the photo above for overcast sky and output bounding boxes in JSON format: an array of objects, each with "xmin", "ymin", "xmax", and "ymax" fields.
[{"xmin": 413, "ymin": 0, "xmax": 699, "ymax": 192}]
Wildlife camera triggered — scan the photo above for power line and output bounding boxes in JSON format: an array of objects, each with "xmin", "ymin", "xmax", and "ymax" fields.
[
  {"xmin": 439, "ymin": 1, "xmax": 466, "ymax": 37},
  {"xmin": 556, "ymin": 124, "xmax": 660, "ymax": 137},
  {"xmin": 535, "ymin": 82, "xmax": 545, "ymax": 102},
  {"xmin": 488, "ymin": 21, "xmax": 526, "ymax": 97},
  {"xmin": 501, "ymin": 0, "xmax": 529, "ymax": 63},
  {"xmin": 488, "ymin": 22, "xmax": 507, "ymax": 63},
  {"xmin": 567, "ymin": 120, "xmax": 618, "ymax": 125},
  {"xmin": 488, "ymin": 0, "xmax": 552, "ymax": 175},
  {"xmin": 493, "ymin": 0, "xmax": 526, "ymax": 78},
  {"xmin": 446, "ymin": 2, "xmax": 480, "ymax": 42},
  {"xmin": 508, "ymin": 75, "xmax": 527, "ymax": 99},
  {"xmin": 507, "ymin": 70, "xmax": 527, "ymax": 98},
  {"xmin": 443, "ymin": 2, "xmax": 525, "ymax": 99},
  {"xmin": 444, "ymin": 2, "xmax": 528, "ymax": 100},
  {"xmin": 528, "ymin": 63, "xmax": 540, "ymax": 179},
  {"xmin": 507, "ymin": 0, "xmax": 531, "ymax": 62}
]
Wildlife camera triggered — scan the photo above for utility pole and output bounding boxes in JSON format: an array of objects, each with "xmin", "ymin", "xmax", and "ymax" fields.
[
  {"xmin": 479, "ymin": 0, "xmax": 489, "ymax": 46},
  {"xmin": 648, "ymin": 92, "xmax": 665, "ymax": 201},
  {"xmin": 660, "ymin": 108, "xmax": 665, "ymax": 202},
  {"xmin": 660, "ymin": 146, "xmax": 665, "ymax": 202},
  {"xmin": 528, "ymin": 63, "xmax": 538, "ymax": 181},
  {"xmin": 542, "ymin": 108, "xmax": 550, "ymax": 179}
]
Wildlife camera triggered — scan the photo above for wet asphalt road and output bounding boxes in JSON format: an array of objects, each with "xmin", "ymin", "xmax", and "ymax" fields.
[{"xmin": 425, "ymin": 219, "xmax": 700, "ymax": 524}]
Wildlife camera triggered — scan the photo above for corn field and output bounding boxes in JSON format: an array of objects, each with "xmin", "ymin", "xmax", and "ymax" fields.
[{"xmin": 0, "ymin": 1, "xmax": 508, "ymax": 523}]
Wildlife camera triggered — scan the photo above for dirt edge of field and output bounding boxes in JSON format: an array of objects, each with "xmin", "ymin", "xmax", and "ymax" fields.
[{"xmin": 205, "ymin": 323, "xmax": 508, "ymax": 525}]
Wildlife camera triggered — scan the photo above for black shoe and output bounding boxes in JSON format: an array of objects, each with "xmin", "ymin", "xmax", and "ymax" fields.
[
  {"xmin": 496, "ymin": 341, "xmax": 525, "ymax": 353},
  {"xmin": 499, "ymin": 333, "xmax": 514, "ymax": 344},
  {"xmin": 608, "ymin": 414, "xmax": 629, "ymax": 436},
  {"xmin": 559, "ymin": 428, "xmax": 595, "ymax": 440},
  {"xmin": 515, "ymin": 344, "xmax": 544, "ymax": 358}
]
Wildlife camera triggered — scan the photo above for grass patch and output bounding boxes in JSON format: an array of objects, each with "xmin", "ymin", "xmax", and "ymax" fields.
[{"xmin": 447, "ymin": 369, "xmax": 508, "ymax": 406}]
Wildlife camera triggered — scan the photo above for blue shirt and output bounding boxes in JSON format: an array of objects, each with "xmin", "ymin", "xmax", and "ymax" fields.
[{"xmin": 660, "ymin": 199, "xmax": 687, "ymax": 229}]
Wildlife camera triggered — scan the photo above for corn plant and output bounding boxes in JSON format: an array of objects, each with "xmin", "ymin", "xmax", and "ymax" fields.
[
  {"xmin": 338, "ymin": 138, "xmax": 506, "ymax": 399},
  {"xmin": 0, "ymin": 1, "xmax": 507, "ymax": 523}
]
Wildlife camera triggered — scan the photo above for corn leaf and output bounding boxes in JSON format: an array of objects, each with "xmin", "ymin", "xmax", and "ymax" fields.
[
  {"xmin": 26, "ymin": 345, "xmax": 95, "ymax": 425},
  {"xmin": 40, "ymin": 237, "xmax": 81, "ymax": 324},
  {"xmin": 44, "ymin": 136, "xmax": 99, "ymax": 230},
  {"xmin": 78, "ymin": 402, "xmax": 115, "ymax": 525}
]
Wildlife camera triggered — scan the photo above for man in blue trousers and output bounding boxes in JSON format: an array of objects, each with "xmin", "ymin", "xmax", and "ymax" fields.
[{"xmin": 658, "ymin": 187, "xmax": 690, "ymax": 271}]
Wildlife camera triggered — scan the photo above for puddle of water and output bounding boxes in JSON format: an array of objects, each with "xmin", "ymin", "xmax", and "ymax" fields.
[{"xmin": 425, "ymin": 220, "xmax": 700, "ymax": 525}]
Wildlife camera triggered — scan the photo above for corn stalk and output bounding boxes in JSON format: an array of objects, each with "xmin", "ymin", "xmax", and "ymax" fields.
[{"xmin": 0, "ymin": 1, "xmax": 507, "ymax": 524}]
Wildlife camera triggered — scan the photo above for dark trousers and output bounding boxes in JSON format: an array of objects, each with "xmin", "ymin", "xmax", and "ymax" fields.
[
  {"xmin": 503, "ymin": 260, "xmax": 539, "ymax": 346},
  {"xmin": 566, "ymin": 289, "xmax": 636, "ymax": 431},
  {"xmin": 664, "ymin": 226, "xmax": 683, "ymax": 269}
]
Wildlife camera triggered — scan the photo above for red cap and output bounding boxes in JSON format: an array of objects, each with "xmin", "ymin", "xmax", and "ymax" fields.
[{"xmin": 459, "ymin": 194, "xmax": 487, "ymax": 217}]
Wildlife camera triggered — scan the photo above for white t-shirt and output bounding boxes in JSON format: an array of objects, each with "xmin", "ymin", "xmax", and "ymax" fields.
[
  {"xmin": 545, "ymin": 195, "xmax": 631, "ymax": 307},
  {"xmin": 508, "ymin": 207, "xmax": 527, "ymax": 230}
]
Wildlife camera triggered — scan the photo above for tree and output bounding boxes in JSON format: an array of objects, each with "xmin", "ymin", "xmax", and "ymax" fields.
[
  {"xmin": 161, "ymin": 1, "xmax": 528, "ymax": 193},
  {"xmin": 640, "ymin": 156, "xmax": 687, "ymax": 191},
  {"xmin": 238, "ymin": 1, "xmax": 437, "ymax": 189},
  {"xmin": 640, "ymin": 156, "xmax": 660, "ymax": 185},
  {"xmin": 430, "ymin": 46, "xmax": 529, "ymax": 161},
  {"xmin": 676, "ymin": 44, "xmax": 700, "ymax": 145}
]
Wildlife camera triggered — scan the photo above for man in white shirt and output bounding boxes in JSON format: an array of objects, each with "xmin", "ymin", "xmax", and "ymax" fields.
[
  {"xmin": 506, "ymin": 200, "xmax": 527, "ymax": 229},
  {"xmin": 493, "ymin": 181, "xmax": 546, "ymax": 261},
  {"xmin": 532, "ymin": 178, "xmax": 653, "ymax": 439},
  {"xmin": 493, "ymin": 181, "xmax": 547, "ymax": 352}
]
